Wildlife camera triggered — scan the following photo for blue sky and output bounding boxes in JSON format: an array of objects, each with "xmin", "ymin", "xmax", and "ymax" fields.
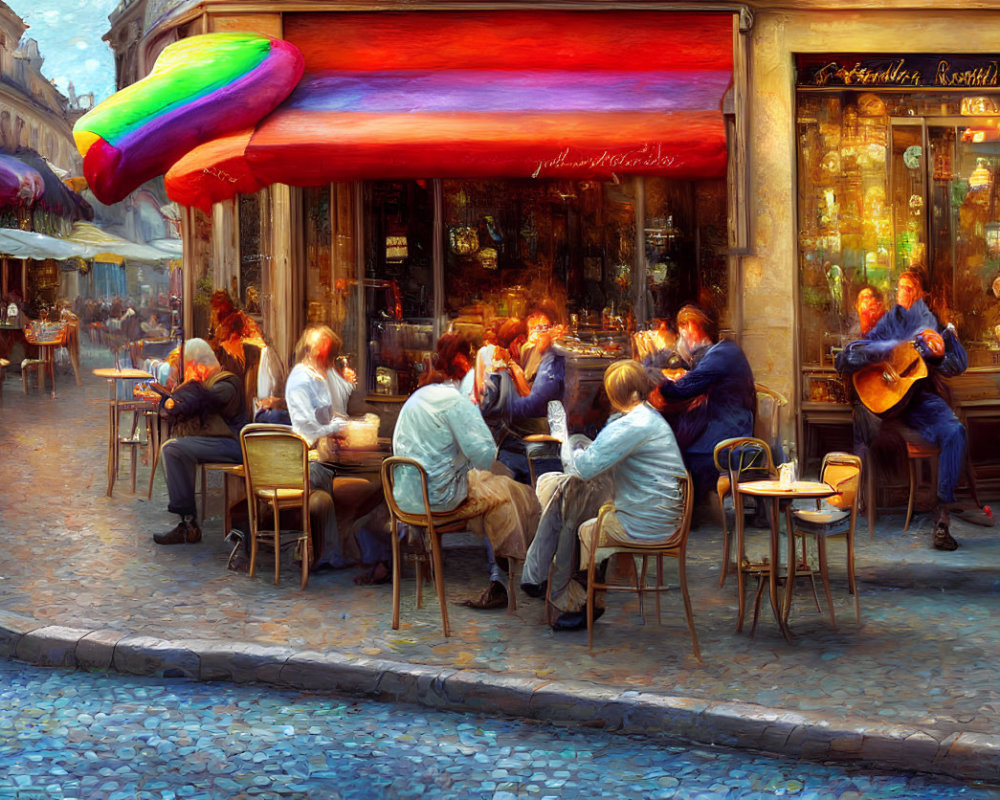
[{"xmin": 10, "ymin": 0, "xmax": 119, "ymax": 103}]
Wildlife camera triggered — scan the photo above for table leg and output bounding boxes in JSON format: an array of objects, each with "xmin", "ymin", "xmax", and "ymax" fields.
[
  {"xmin": 47, "ymin": 348, "xmax": 55, "ymax": 399},
  {"xmin": 781, "ymin": 501, "xmax": 796, "ymax": 636},
  {"xmin": 105, "ymin": 380, "xmax": 116, "ymax": 496},
  {"xmin": 735, "ymin": 490, "xmax": 747, "ymax": 632},
  {"xmin": 768, "ymin": 497, "xmax": 793, "ymax": 643}
]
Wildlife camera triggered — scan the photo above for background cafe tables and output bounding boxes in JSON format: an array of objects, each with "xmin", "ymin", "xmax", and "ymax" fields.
[
  {"xmin": 734, "ymin": 477, "xmax": 835, "ymax": 642},
  {"xmin": 92, "ymin": 366, "xmax": 156, "ymax": 497}
]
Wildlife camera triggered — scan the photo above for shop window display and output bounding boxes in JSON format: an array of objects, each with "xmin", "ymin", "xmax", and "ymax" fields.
[
  {"xmin": 797, "ymin": 86, "xmax": 1000, "ymax": 393},
  {"xmin": 304, "ymin": 184, "xmax": 362, "ymax": 380}
]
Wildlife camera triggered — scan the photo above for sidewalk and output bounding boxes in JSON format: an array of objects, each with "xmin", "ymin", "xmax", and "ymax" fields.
[{"xmin": 1, "ymin": 343, "xmax": 999, "ymax": 784}]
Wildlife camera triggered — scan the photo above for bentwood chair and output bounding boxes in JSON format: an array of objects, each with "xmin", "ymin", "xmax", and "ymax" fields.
[
  {"xmin": 240, "ymin": 423, "xmax": 312, "ymax": 589},
  {"xmin": 582, "ymin": 471, "xmax": 700, "ymax": 661},
  {"xmin": 713, "ymin": 436, "xmax": 778, "ymax": 587},
  {"xmin": 381, "ymin": 456, "xmax": 508, "ymax": 637},
  {"xmin": 791, "ymin": 452, "xmax": 863, "ymax": 626}
]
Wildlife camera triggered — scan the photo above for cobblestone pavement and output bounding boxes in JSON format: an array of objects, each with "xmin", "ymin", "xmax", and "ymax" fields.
[
  {"xmin": 1, "ymin": 344, "xmax": 1000, "ymax": 783},
  {"xmin": 1, "ymin": 661, "xmax": 996, "ymax": 800}
]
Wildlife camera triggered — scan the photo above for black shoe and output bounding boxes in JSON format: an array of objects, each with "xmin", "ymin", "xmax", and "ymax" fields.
[
  {"xmin": 154, "ymin": 519, "xmax": 201, "ymax": 545},
  {"xmin": 551, "ymin": 605, "xmax": 604, "ymax": 632},
  {"xmin": 520, "ymin": 580, "xmax": 547, "ymax": 599}
]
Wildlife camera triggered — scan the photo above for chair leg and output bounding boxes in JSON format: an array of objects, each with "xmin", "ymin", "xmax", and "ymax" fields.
[
  {"xmin": 586, "ymin": 544, "xmax": 599, "ymax": 650},
  {"xmin": 718, "ymin": 490, "xmax": 730, "ymax": 588},
  {"xmin": 273, "ymin": 506, "xmax": 281, "ymax": 586},
  {"xmin": 300, "ymin": 505, "xmax": 311, "ymax": 590},
  {"xmin": 678, "ymin": 550, "xmax": 701, "ymax": 662},
  {"xmin": 816, "ymin": 536, "xmax": 836, "ymax": 629},
  {"xmin": 847, "ymin": 529, "xmax": 860, "ymax": 623},
  {"xmin": 391, "ymin": 519, "xmax": 402, "ymax": 631},
  {"xmin": 146, "ymin": 416, "xmax": 160, "ymax": 500},
  {"xmin": 904, "ymin": 456, "xmax": 917, "ymax": 532},
  {"xmin": 655, "ymin": 555, "xmax": 663, "ymax": 625},
  {"xmin": 506, "ymin": 558, "xmax": 518, "ymax": 614},
  {"xmin": 428, "ymin": 532, "xmax": 450, "ymax": 637},
  {"xmin": 866, "ymin": 454, "xmax": 876, "ymax": 539}
]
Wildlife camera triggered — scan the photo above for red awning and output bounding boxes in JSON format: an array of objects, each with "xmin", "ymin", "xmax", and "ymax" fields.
[{"xmin": 167, "ymin": 10, "xmax": 734, "ymax": 210}]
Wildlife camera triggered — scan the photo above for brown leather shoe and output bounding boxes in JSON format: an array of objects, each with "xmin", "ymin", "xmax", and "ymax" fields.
[
  {"xmin": 154, "ymin": 519, "xmax": 201, "ymax": 545},
  {"xmin": 461, "ymin": 580, "xmax": 508, "ymax": 610}
]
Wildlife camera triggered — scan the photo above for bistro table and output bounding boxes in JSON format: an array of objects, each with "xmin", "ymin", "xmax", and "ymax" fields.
[
  {"xmin": 23, "ymin": 323, "xmax": 68, "ymax": 399},
  {"xmin": 92, "ymin": 367, "xmax": 155, "ymax": 497},
  {"xmin": 734, "ymin": 478, "xmax": 836, "ymax": 641}
]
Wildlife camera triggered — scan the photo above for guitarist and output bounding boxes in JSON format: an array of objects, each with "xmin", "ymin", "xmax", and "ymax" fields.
[{"xmin": 835, "ymin": 267, "xmax": 968, "ymax": 550}]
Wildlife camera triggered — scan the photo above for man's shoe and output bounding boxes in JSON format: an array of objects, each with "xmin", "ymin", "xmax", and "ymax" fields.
[
  {"xmin": 461, "ymin": 580, "xmax": 508, "ymax": 610},
  {"xmin": 551, "ymin": 605, "xmax": 604, "ymax": 632},
  {"xmin": 933, "ymin": 522, "xmax": 959, "ymax": 551},
  {"xmin": 154, "ymin": 520, "xmax": 201, "ymax": 545},
  {"xmin": 520, "ymin": 580, "xmax": 547, "ymax": 599}
]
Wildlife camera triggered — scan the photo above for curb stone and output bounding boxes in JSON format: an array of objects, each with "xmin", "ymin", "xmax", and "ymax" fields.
[{"xmin": 0, "ymin": 617, "xmax": 997, "ymax": 783}]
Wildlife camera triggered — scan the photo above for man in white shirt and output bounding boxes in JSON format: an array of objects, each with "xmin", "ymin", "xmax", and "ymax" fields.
[{"xmin": 285, "ymin": 325, "xmax": 383, "ymax": 570}]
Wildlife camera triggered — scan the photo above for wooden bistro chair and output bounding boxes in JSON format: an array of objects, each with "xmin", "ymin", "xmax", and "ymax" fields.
[
  {"xmin": 240, "ymin": 423, "xmax": 313, "ymax": 589},
  {"xmin": 582, "ymin": 471, "xmax": 700, "ymax": 660},
  {"xmin": 791, "ymin": 452, "xmax": 863, "ymax": 626},
  {"xmin": 381, "ymin": 456, "xmax": 515, "ymax": 638},
  {"xmin": 713, "ymin": 436, "xmax": 778, "ymax": 588}
]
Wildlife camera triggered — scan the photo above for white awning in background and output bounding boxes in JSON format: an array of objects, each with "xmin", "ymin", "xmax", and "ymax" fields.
[{"xmin": 0, "ymin": 228, "xmax": 94, "ymax": 261}]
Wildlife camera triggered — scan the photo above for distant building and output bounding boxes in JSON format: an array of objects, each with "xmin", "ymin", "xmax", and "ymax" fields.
[{"xmin": 0, "ymin": 2, "xmax": 81, "ymax": 176}]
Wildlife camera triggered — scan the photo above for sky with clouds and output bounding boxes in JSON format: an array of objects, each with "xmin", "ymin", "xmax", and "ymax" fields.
[{"xmin": 10, "ymin": 0, "xmax": 119, "ymax": 103}]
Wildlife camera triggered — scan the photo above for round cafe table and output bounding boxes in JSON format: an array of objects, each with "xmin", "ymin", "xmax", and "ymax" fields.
[
  {"xmin": 733, "ymin": 478, "xmax": 835, "ymax": 642},
  {"xmin": 93, "ymin": 367, "xmax": 155, "ymax": 497}
]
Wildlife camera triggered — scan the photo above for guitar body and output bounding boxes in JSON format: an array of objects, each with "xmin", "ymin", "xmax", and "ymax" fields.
[{"xmin": 852, "ymin": 341, "xmax": 928, "ymax": 415}]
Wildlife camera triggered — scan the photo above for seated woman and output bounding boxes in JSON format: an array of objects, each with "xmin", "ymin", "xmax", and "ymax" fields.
[
  {"xmin": 521, "ymin": 360, "xmax": 687, "ymax": 631},
  {"xmin": 480, "ymin": 301, "xmax": 566, "ymax": 484},
  {"xmin": 390, "ymin": 334, "xmax": 541, "ymax": 609}
]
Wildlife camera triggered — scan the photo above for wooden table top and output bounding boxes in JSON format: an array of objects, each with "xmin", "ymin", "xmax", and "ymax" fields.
[
  {"xmin": 738, "ymin": 479, "xmax": 834, "ymax": 499},
  {"xmin": 92, "ymin": 368, "xmax": 154, "ymax": 380}
]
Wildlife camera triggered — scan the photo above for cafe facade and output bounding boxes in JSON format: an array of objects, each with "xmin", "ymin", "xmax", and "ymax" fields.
[{"xmin": 101, "ymin": 0, "xmax": 1000, "ymax": 479}]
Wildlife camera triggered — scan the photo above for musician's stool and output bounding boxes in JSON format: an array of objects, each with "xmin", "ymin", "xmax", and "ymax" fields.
[{"xmin": 905, "ymin": 440, "xmax": 939, "ymax": 532}]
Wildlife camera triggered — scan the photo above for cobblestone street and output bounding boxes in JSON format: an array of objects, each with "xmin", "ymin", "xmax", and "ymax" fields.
[{"xmin": 1, "ymin": 344, "xmax": 999, "ymax": 784}]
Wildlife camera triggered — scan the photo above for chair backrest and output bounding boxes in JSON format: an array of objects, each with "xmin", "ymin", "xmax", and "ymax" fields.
[
  {"xmin": 819, "ymin": 451, "xmax": 862, "ymax": 513},
  {"xmin": 754, "ymin": 383, "xmax": 788, "ymax": 457},
  {"xmin": 381, "ymin": 456, "xmax": 434, "ymax": 522},
  {"xmin": 240, "ymin": 423, "xmax": 309, "ymax": 494},
  {"xmin": 713, "ymin": 436, "xmax": 777, "ymax": 481}
]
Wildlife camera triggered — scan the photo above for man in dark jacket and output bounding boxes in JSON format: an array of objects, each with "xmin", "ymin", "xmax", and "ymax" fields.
[
  {"xmin": 650, "ymin": 305, "xmax": 756, "ymax": 505},
  {"xmin": 154, "ymin": 338, "xmax": 248, "ymax": 545}
]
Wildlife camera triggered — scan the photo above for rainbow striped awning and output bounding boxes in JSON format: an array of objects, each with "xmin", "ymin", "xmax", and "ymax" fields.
[{"xmin": 82, "ymin": 11, "xmax": 735, "ymax": 211}]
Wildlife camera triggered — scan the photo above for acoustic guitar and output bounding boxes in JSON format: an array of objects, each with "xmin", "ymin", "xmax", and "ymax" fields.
[{"xmin": 852, "ymin": 340, "xmax": 928, "ymax": 415}]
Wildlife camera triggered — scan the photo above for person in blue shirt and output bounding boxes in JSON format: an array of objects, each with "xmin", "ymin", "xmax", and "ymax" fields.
[
  {"xmin": 835, "ymin": 266, "xmax": 968, "ymax": 551},
  {"xmin": 521, "ymin": 360, "xmax": 687, "ymax": 631},
  {"xmin": 391, "ymin": 334, "xmax": 541, "ymax": 609},
  {"xmin": 650, "ymin": 305, "xmax": 756, "ymax": 506}
]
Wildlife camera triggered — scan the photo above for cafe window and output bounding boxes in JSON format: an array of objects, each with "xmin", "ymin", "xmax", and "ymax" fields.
[
  {"xmin": 238, "ymin": 188, "xmax": 271, "ymax": 324},
  {"xmin": 797, "ymin": 74, "xmax": 1000, "ymax": 391},
  {"xmin": 304, "ymin": 176, "xmax": 730, "ymax": 397},
  {"xmin": 362, "ymin": 180, "xmax": 434, "ymax": 396},
  {"xmin": 303, "ymin": 184, "xmax": 362, "ymax": 370}
]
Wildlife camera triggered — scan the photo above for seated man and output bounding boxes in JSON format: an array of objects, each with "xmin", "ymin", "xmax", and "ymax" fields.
[
  {"xmin": 835, "ymin": 266, "xmax": 968, "ymax": 550},
  {"xmin": 649, "ymin": 305, "xmax": 756, "ymax": 507},
  {"xmin": 521, "ymin": 360, "xmax": 687, "ymax": 631},
  {"xmin": 155, "ymin": 338, "xmax": 248, "ymax": 545},
  {"xmin": 284, "ymin": 325, "xmax": 384, "ymax": 570}
]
